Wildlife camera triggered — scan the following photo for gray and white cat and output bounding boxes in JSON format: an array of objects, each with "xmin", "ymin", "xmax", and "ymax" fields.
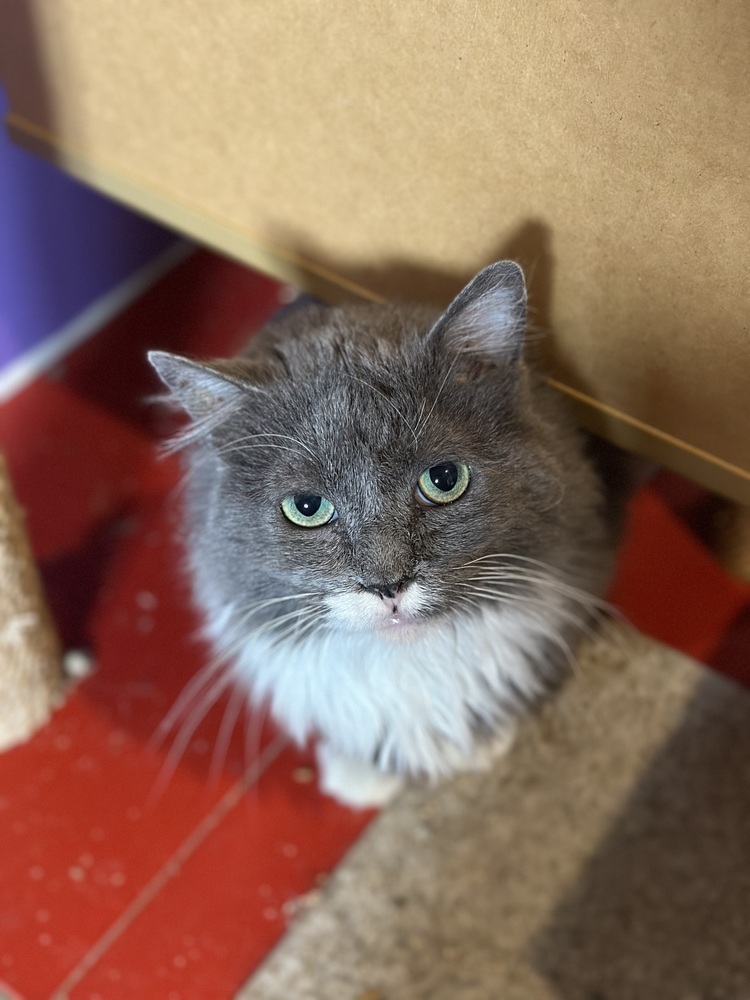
[{"xmin": 150, "ymin": 261, "xmax": 615, "ymax": 807}]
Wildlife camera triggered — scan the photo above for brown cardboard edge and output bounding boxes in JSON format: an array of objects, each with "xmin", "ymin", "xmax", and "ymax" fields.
[
  {"xmin": 547, "ymin": 380, "xmax": 750, "ymax": 505},
  {"xmin": 7, "ymin": 115, "xmax": 750, "ymax": 506}
]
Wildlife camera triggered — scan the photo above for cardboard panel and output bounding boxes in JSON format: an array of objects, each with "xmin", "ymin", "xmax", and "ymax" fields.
[{"xmin": 2, "ymin": 0, "xmax": 748, "ymax": 499}]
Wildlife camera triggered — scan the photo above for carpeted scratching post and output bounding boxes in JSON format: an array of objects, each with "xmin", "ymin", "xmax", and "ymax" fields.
[{"xmin": 0, "ymin": 454, "xmax": 65, "ymax": 751}]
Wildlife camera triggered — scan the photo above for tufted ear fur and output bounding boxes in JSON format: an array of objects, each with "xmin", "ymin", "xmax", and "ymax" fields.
[
  {"xmin": 430, "ymin": 261, "xmax": 527, "ymax": 363},
  {"xmin": 148, "ymin": 350, "xmax": 250, "ymax": 421}
]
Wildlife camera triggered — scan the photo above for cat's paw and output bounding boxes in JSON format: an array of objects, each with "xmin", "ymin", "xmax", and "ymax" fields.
[{"xmin": 316, "ymin": 743, "xmax": 404, "ymax": 810}]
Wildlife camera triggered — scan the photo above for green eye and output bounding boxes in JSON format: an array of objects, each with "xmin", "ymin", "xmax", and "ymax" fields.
[
  {"xmin": 281, "ymin": 494, "xmax": 337, "ymax": 528},
  {"xmin": 416, "ymin": 461, "xmax": 471, "ymax": 506}
]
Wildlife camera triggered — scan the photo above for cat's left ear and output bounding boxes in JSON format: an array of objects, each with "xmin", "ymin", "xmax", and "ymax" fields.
[
  {"xmin": 148, "ymin": 350, "xmax": 249, "ymax": 421},
  {"xmin": 430, "ymin": 261, "xmax": 527, "ymax": 364}
]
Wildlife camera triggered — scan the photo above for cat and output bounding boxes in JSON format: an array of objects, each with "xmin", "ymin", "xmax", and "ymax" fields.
[{"xmin": 149, "ymin": 261, "xmax": 617, "ymax": 808}]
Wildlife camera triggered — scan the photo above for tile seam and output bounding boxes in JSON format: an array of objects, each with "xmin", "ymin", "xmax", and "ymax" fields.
[{"xmin": 50, "ymin": 733, "xmax": 288, "ymax": 999}]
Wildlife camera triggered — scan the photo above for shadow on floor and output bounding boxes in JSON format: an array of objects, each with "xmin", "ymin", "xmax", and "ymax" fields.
[{"xmin": 533, "ymin": 672, "xmax": 750, "ymax": 999}]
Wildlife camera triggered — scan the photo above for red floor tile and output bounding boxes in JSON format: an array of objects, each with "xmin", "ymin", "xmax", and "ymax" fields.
[
  {"xmin": 607, "ymin": 485, "xmax": 750, "ymax": 666},
  {"xmin": 62, "ymin": 744, "xmax": 371, "ymax": 1000}
]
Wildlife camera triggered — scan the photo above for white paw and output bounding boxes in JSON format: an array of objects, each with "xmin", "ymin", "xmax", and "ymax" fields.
[{"xmin": 316, "ymin": 743, "xmax": 404, "ymax": 809}]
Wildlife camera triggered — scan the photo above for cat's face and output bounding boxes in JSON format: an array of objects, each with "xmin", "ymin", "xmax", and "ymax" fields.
[{"xmin": 151, "ymin": 263, "xmax": 599, "ymax": 641}]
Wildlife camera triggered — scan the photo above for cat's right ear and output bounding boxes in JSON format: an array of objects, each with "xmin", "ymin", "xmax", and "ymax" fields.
[
  {"xmin": 429, "ymin": 261, "xmax": 527, "ymax": 364},
  {"xmin": 148, "ymin": 351, "xmax": 247, "ymax": 421}
]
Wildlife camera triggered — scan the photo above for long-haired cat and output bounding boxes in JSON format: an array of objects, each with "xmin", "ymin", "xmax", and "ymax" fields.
[{"xmin": 149, "ymin": 261, "xmax": 616, "ymax": 807}]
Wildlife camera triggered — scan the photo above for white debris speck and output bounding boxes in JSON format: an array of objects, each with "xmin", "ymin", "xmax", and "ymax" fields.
[
  {"xmin": 172, "ymin": 955, "xmax": 187, "ymax": 969},
  {"xmin": 282, "ymin": 889, "xmax": 322, "ymax": 920},
  {"xmin": 54, "ymin": 734, "xmax": 72, "ymax": 751},
  {"xmin": 292, "ymin": 766, "xmax": 315, "ymax": 784},
  {"xmin": 28, "ymin": 866, "xmax": 44, "ymax": 881},
  {"xmin": 72, "ymin": 755, "xmax": 97, "ymax": 774},
  {"xmin": 67, "ymin": 866, "xmax": 85, "ymax": 882},
  {"xmin": 63, "ymin": 649, "xmax": 94, "ymax": 679},
  {"xmin": 38, "ymin": 933, "xmax": 52, "ymax": 946},
  {"xmin": 262, "ymin": 907, "xmax": 278, "ymax": 921},
  {"xmin": 136, "ymin": 591, "xmax": 158, "ymax": 611},
  {"xmin": 109, "ymin": 871, "xmax": 126, "ymax": 887}
]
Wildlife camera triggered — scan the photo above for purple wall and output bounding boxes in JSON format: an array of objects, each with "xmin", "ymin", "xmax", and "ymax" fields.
[{"xmin": 0, "ymin": 87, "xmax": 179, "ymax": 369}]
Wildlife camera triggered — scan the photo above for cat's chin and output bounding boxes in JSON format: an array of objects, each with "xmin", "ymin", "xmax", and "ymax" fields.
[
  {"xmin": 328, "ymin": 612, "xmax": 438, "ymax": 643},
  {"xmin": 369, "ymin": 614, "xmax": 432, "ymax": 642}
]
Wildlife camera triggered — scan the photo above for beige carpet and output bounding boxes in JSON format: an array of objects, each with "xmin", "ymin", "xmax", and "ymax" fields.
[{"xmin": 238, "ymin": 628, "xmax": 750, "ymax": 1000}]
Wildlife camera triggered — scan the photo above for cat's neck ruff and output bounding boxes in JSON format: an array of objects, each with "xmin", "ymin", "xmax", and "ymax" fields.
[{"xmin": 211, "ymin": 600, "xmax": 567, "ymax": 780}]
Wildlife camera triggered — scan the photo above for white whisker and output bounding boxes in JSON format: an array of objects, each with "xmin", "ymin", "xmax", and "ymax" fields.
[
  {"xmin": 415, "ymin": 354, "xmax": 460, "ymax": 441},
  {"xmin": 151, "ymin": 668, "xmax": 236, "ymax": 800},
  {"xmin": 452, "ymin": 590, "xmax": 579, "ymax": 676},
  {"xmin": 465, "ymin": 571, "xmax": 613, "ymax": 614},
  {"xmin": 344, "ymin": 372, "xmax": 420, "ymax": 448},
  {"xmin": 215, "ymin": 442, "xmax": 311, "ymax": 462},
  {"xmin": 209, "ymin": 678, "xmax": 248, "ymax": 781},
  {"xmin": 159, "ymin": 398, "xmax": 239, "ymax": 455},
  {"xmin": 152, "ymin": 657, "xmax": 225, "ymax": 749},
  {"xmin": 460, "ymin": 583, "xmax": 598, "ymax": 646},
  {"xmin": 151, "ymin": 602, "xmax": 319, "ymax": 796},
  {"xmin": 214, "ymin": 431, "xmax": 318, "ymax": 462},
  {"xmin": 229, "ymin": 592, "xmax": 319, "ymax": 619}
]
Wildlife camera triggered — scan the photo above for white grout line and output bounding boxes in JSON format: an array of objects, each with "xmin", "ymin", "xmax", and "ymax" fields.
[
  {"xmin": 0, "ymin": 239, "xmax": 195, "ymax": 404},
  {"xmin": 51, "ymin": 733, "xmax": 289, "ymax": 1000}
]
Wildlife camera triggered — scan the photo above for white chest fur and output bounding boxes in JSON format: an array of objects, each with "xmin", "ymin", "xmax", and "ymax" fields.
[{"xmin": 213, "ymin": 599, "xmax": 561, "ymax": 781}]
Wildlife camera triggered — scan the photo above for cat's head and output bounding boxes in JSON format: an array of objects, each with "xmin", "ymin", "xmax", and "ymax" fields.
[{"xmin": 150, "ymin": 261, "xmax": 599, "ymax": 640}]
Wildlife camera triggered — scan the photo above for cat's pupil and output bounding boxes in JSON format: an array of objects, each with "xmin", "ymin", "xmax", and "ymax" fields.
[
  {"xmin": 294, "ymin": 495, "xmax": 322, "ymax": 517},
  {"xmin": 430, "ymin": 463, "xmax": 458, "ymax": 492}
]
